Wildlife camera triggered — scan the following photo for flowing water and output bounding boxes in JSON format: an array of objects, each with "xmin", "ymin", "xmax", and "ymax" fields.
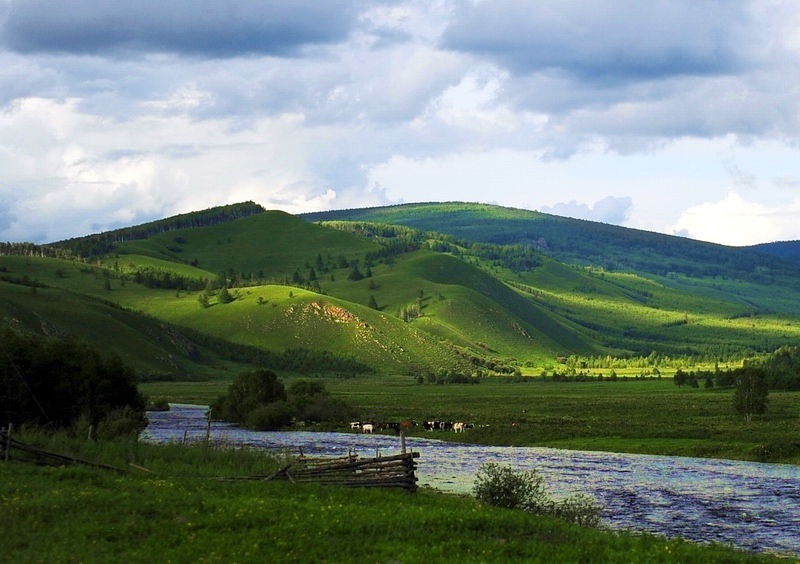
[{"xmin": 141, "ymin": 404, "xmax": 800, "ymax": 557}]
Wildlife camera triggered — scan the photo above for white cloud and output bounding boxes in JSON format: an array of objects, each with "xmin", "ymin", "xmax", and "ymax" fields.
[
  {"xmin": 672, "ymin": 192, "xmax": 800, "ymax": 246},
  {"xmin": 1, "ymin": 0, "xmax": 800, "ymax": 247},
  {"xmin": 0, "ymin": 98, "xmax": 369, "ymax": 242},
  {"xmin": 541, "ymin": 196, "xmax": 632, "ymax": 224}
]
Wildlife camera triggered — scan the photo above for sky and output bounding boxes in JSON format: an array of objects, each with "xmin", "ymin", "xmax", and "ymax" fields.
[{"xmin": 1, "ymin": 1, "xmax": 799, "ymax": 247}]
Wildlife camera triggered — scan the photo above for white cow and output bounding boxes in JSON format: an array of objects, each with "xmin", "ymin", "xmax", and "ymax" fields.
[
  {"xmin": 361, "ymin": 423, "xmax": 374, "ymax": 434},
  {"xmin": 453, "ymin": 422, "xmax": 466, "ymax": 433}
]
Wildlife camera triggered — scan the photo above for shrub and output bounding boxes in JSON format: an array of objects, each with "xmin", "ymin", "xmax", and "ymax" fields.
[
  {"xmin": 147, "ymin": 397, "xmax": 171, "ymax": 411},
  {"xmin": 473, "ymin": 463, "xmax": 601, "ymax": 528},
  {"xmin": 211, "ymin": 369, "xmax": 287, "ymax": 424},
  {"xmin": 473, "ymin": 463, "xmax": 549, "ymax": 512},
  {"xmin": 547, "ymin": 493, "xmax": 602, "ymax": 528},
  {"xmin": 95, "ymin": 406, "xmax": 149, "ymax": 440},
  {"xmin": 245, "ymin": 401, "xmax": 294, "ymax": 431}
]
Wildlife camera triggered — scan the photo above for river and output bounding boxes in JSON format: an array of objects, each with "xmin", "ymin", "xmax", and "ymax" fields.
[{"xmin": 141, "ymin": 404, "xmax": 800, "ymax": 557}]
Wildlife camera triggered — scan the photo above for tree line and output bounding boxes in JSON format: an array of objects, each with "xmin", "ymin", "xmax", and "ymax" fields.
[
  {"xmin": 50, "ymin": 202, "xmax": 265, "ymax": 258},
  {"xmin": 159, "ymin": 324, "xmax": 374, "ymax": 378},
  {"xmin": 0, "ymin": 329, "xmax": 147, "ymax": 437},
  {"xmin": 210, "ymin": 369, "xmax": 357, "ymax": 430}
]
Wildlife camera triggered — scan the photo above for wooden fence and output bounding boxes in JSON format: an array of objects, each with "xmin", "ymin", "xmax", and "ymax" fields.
[
  {"xmin": 267, "ymin": 451, "xmax": 420, "ymax": 492},
  {"xmin": 0, "ymin": 425, "xmax": 123, "ymax": 472},
  {"xmin": 2, "ymin": 425, "xmax": 420, "ymax": 491}
]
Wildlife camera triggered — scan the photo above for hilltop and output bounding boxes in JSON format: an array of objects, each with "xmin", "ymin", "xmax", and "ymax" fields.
[
  {"xmin": 3, "ymin": 201, "xmax": 800, "ymax": 379},
  {"xmin": 302, "ymin": 202, "xmax": 800, "ymax": 282}
]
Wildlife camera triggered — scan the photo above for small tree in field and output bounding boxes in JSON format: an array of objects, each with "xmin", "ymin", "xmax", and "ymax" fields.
[{"xmin": 733, "ymin": 367, "xmax": 769, "ymax": 423}]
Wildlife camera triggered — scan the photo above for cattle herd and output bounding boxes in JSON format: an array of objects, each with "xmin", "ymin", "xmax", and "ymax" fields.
[{"xmin": 349, "ymin": 420, "xmax": 474, "ymax": 433}]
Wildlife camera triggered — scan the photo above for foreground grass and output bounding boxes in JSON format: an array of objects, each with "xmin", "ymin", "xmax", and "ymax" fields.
[
  {"xmin": 142, "ymin": 376, "xmax": 800, "ymax": 464},
  {"xmin": 0, "ymin": 440, "xmax": 779, "ymax": 563}
]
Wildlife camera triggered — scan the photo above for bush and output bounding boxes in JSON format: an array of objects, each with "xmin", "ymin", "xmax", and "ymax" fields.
[
  {"xmin": 147, "ymin": 397, "xmax": 171, "ymax": 411},
  {"xmin": 211, "ymin": 369, "xmax": 287, "ymax": 424},
  {"xmin": 245, "ymin": 401, "xmax": 294, "ymax": 431},
  {"xmin": 95, "ymin": 406, "xmax": 149, "ymax": 440},
  {"xmin": 473, "ymin": 463, "xmax": 549, "ymax": 512},
  {"xmin": 473, "ymin": 463, "xmax": 601, "ymax": 528},
  {"xmin": 548, "ymin": 493, "xmax": 602, "ymax": 528}
]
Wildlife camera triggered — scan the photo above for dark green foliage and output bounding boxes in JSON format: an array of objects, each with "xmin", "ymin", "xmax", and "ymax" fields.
[
  {"xmin": 198, "ymin": 293, "xmax": 210, "ymax": 308},
  {"xmin": 211, "ymin": 369, "xmax": 286, "ymax": 425},
  {"xmin": 733, "ymin": 367, "xmax": 769, "ymax": 422},
  {"xmin": 750, "ymin": 345, "xmax": 800, "ymax": 390},
  {"xmin": 245, "ymin": 400, "xmax": 294, "ymax": 430},
  {"xmin": 287, "ymin": 379, "xmax": 357, "ymax": 424},
  {"xmin": 217, "ymin": 286, "xmax": 233, "ymax": 304},
  {"xmin": 130, "ymin": 265, "xmax": 206, "ymax": 291},
  {"xmin": 368, "ymin": 295, "xmax": 379, "ymax": 309},
  {"xmin": 0, "ymin": 329, "xmax": 146, "ymax": 434},
  {"xmin": 211, "ymin": 373, "xmax": 356, "ymax": 430},
  {"xmin": 348, "ymin": 265, "xmax": 364, "ymax": 280}
]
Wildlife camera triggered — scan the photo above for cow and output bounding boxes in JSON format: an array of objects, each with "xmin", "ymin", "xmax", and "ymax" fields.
[
  {"xmin": 350, "ymin": 421, "xmax": 361, "ymax": 431},
  {"xmin": 361, "ymin": 423, "xmax": 374, "ymax": 434},
  {"xmin": 453, "ymin": 422, "xmax": 466, "ymax": 433}
]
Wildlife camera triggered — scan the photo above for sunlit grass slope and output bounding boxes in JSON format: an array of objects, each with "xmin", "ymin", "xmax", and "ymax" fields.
[
  {"xmin": 116, "ymin": 210, "xmax": 382, "ymax": 281},
  {"xmin": 0, "ymin": 253, "xmax": 479, "ymax": 375},
  {"xmin": 407, "ymin": 253, "xmax": 605, "ymax": 357},
  {"xmin": 121, "ymin": 283, "xmax": 476, "ymax": 374}
]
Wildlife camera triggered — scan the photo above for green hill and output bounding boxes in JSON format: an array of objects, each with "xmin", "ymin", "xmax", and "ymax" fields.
[
  {"xmin": 3, "ymin": 201, "xmax": 800, "ymax": 379},
  {"xmin": 302, "ymin": 202, "xmax": 800, "ymax": 283}
]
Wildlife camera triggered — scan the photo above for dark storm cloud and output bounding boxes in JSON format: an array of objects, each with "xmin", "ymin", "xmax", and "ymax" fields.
[
  {"xmin": 441, "ymin": 0, "xmax": 752, "ymax": 82},
  {"xmin": 2, "ymin": 0, "xmax": 358, "ymax": 57}
]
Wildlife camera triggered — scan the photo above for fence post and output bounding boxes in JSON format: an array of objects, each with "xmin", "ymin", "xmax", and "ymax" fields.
[{"xmin": 5, "ymin": 423, "xmax": 11, "ymax": 462}]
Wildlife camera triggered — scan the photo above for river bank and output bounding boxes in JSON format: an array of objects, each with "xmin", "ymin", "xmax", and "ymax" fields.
[
  {"xmin": 140, "ymin": 376, "xmax": 800, "ymax": 465},
  {"xmin": 142, "ymin": 404, "xmax": 800, "ymax": 558}
]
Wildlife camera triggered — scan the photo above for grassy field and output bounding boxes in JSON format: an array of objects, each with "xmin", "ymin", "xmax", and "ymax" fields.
[
  {"xmin": 141, "ymin": 375, "xmax": 800, "ymax": 465},
  {"xmin": 0, "ymin": 439, "xmax": 779, "ymax": 563}
]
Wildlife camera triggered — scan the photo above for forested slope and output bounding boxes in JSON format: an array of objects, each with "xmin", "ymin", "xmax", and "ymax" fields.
[{"xmin": 303, "ymin": 202, "xmax": 800, "ymax": 282}]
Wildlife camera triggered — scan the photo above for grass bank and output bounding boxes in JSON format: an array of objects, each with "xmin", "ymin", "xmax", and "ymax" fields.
[{"xmin": 0, "ymin": 438, "xmax": 778, "ymax": 563}]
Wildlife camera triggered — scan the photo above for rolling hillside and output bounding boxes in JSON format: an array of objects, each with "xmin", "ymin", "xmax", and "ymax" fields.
[
  {"xmin": 3, "ymin": 201, "xmax": 800, "ymax": 380},
  {"xmin": 302, "ymin": 202, "xmax": 800, "ymax": 283}
]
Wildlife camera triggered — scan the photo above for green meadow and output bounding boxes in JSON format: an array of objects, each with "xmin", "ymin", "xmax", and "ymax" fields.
[
  {"xmin": 0, "ymin": 440, "xmax": 779, "ymax": 563},
  {"xmin": 141, "ymin": 376, "xmax": 800, "ymax": 465}
]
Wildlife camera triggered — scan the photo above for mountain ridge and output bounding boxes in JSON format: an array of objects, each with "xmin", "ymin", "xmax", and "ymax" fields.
[{"xmin": 2, "ymin": 201, "xmax": 800, "ymax": 378}]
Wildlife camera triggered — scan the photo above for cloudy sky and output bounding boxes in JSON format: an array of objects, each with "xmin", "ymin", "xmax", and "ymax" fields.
[{"xmin": 1, "ymin": 1, "xmax": 799, "ymax": 246}]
